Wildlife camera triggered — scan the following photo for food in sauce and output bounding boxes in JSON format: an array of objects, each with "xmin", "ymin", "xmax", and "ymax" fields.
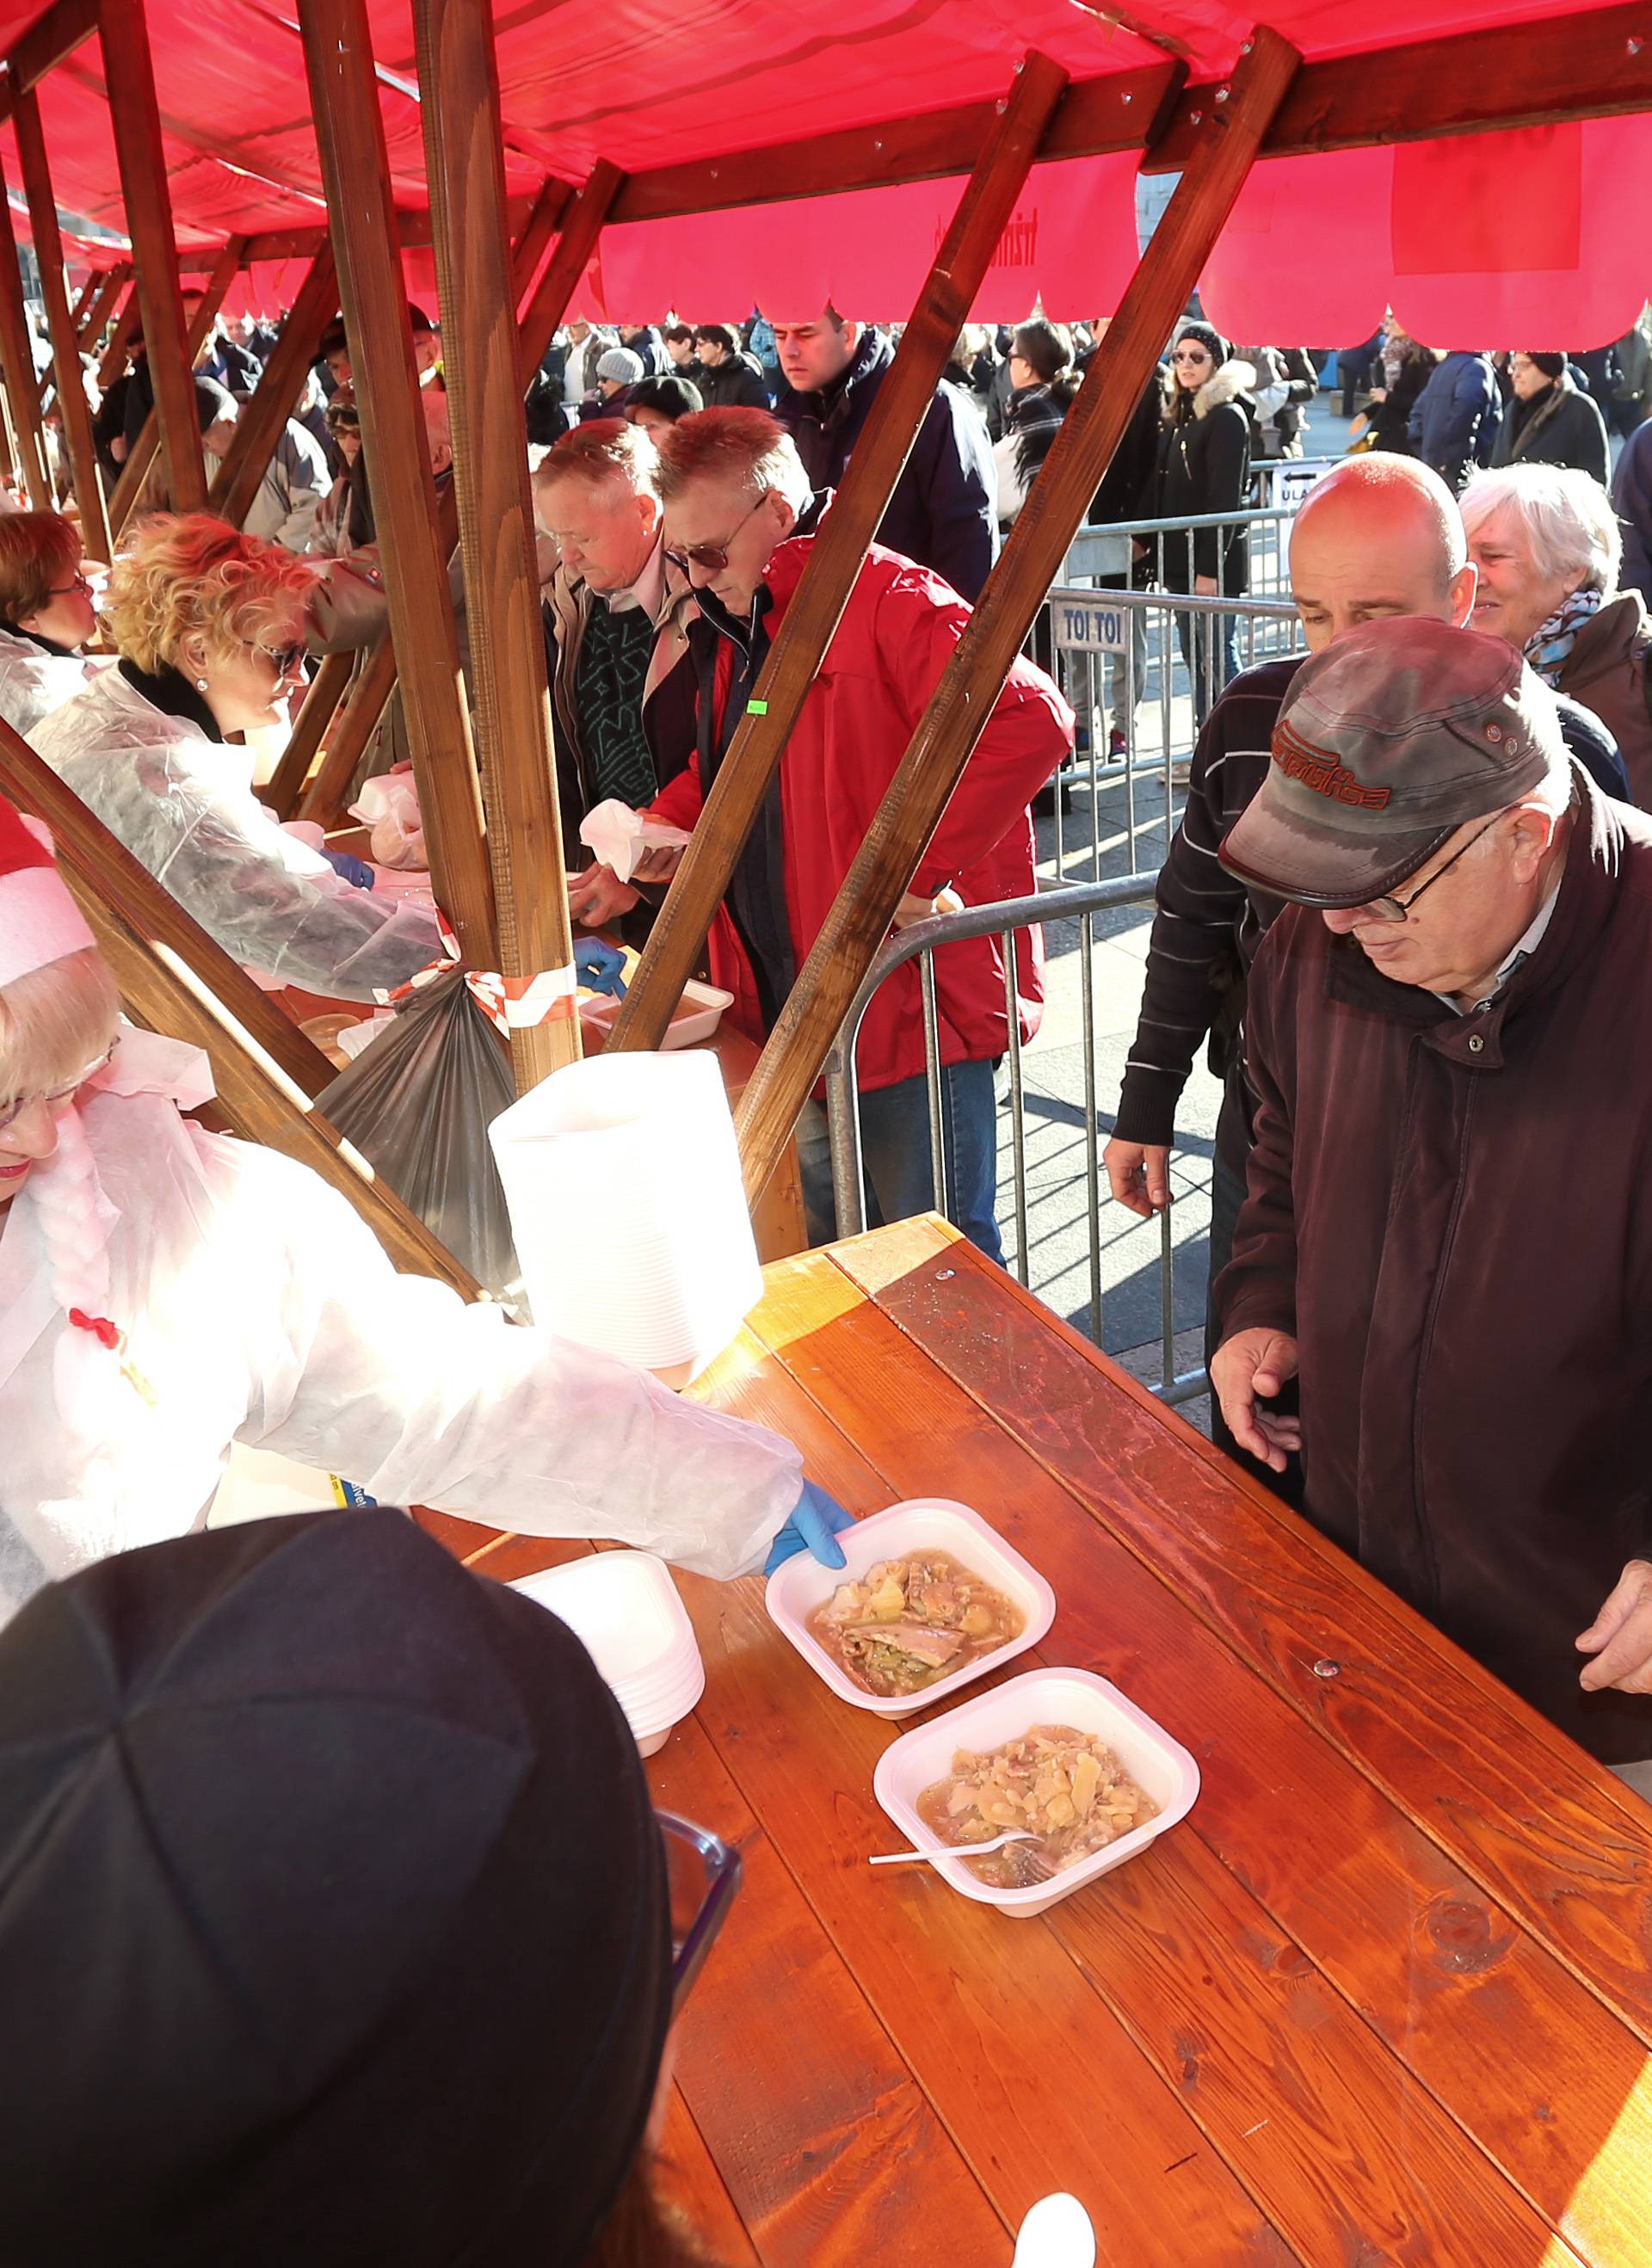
[
  {"xmin": 807, "ymin": 1552, "xmax": 1023, "ymax": 1697},
  {"xmin": 916, "ymin": 1724, "xmax": 1159, "ymax": 1887}
]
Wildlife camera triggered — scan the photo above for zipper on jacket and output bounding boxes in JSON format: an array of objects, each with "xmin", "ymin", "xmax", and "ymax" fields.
[{"xmin": 1409, "ymin": 1063, "xmax": 1479, "ymax": 1614}]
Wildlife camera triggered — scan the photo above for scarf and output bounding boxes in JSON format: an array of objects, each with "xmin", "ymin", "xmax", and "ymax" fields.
[{"xmin": 1524, "ymin": 583, "xmax": 1604, "ymax": 685}]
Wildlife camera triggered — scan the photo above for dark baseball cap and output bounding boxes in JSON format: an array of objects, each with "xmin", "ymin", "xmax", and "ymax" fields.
[{"xmin": 1218, "ymin": 618, "xmax": 1567, "ymax": 909}]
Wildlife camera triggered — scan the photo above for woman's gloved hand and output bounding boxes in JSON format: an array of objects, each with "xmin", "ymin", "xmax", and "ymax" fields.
[
  {"xmin": 573, "ymin": 938, "xmax": 629, "ymax": 999},
  {"xmin": 322, "ymin": 847, "xmax": 375, "ymax": 891},
  {"xmin": 763, "ymin": 1481, "xmax": 854, "ymax": 1575}
]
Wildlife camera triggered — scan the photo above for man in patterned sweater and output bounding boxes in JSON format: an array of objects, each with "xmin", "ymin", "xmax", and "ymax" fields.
[
  {"xmin": 534, "ymin": 422, "xmax": 700, "ymax": 935},
  {"xmin": 1102, "ymin": 453, "xmax": 1627, "ymax": 1473}
]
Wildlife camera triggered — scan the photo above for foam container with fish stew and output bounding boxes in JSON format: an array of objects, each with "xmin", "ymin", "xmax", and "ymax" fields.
[
  {"xmin": 765, "ymin": 1499, "xmax": 1054, "ymax": 1717},
  {"xmin": 872, "ymin": 1667, "xmax": 1200, "ymax": 1915}
]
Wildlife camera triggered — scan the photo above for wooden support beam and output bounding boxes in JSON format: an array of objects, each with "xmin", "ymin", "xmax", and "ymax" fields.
[
  {"xmin": 509, "ymin": 176, "xmax": 570, "ymax": 311},
  {"xmin": 0, "ymin": 718, "xmax": 480, "ymax": 1292},
  {"xmin": 99, "ymin": 0, "xmax": 207, "ymax": 510},
  {"xmin": 0, "ymin": 0, "xmax": 99, "ymax": 126},
  {"xmin": 297, "ymin": 635, "xmax": 397, "ymax": 826},
  {"xmin": 417, "ymin": 0, "xmax": 581, "ymax": 1094},
  {"xmin": 262, "ymin": 648, "xmax": 354, "ymax": 822},
  {"xmin": 96, "ymin": 282, "xmax": 140, "ymax": 391},
  {"xmin": 207, "ymin": 244, "xmax": 336, "ymax": 531},
  {"xmin": 729, "ymin": 26, "xmax": 1303, "ymax": 1205},
  {"xmin": 516, "ymin": 159, "xmax": 623, "ymax": 389},
  {"xmin": 77, "ymin": 261, "xmax": 128, "ymax": 352},
  {"xmin": 299, "ymin": 0, "xmax": 497, "ymax": 971},
  {"xmin": 0, "ymin": 157, "xmax": 52, "ymax": 508},
  {"xmin": 607, "ymin": 51, "xmax": 1069, "ymax": 1056},
  {"xmin": 13, "ymin": 89, "xmax": 112, "ymax": 560},
  {"xmin": 67, "ymin": 271, "xmax": 98, "ymax": 332},
  {"xmin": 106, "ymin": 238, "xmax": 240, "ymax": 536}
]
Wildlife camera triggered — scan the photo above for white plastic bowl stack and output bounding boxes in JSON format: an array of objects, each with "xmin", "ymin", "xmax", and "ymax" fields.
[
  {"xmin": 488, "ymin": 1048, "xmax": 762, "ymax": 1383},
  {"xmin": 511, "ymin": 1551, "xmax": 706, "ymax": 1758}
]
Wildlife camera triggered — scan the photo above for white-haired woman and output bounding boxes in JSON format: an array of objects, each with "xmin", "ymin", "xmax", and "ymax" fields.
[
  {"xmin": 1462, "ymin": 462, "xmax": 1652, "ymax": 804},
  {"xmin": 0, "ymin": 511, "xmax": 111, "ymax": 734},
  {"xmin": 31, "ymin": 513, "xmax": 440, "ymax": 1001},
  {"xmin": 0, "ymin": 794, "xmax": 848, "ymax": 1619}
]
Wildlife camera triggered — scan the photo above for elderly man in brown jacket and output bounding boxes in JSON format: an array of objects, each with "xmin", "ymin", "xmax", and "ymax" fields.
[{"xmin": 1211, "ymin": 616, "xmax": 1652, "ymax": 1784}]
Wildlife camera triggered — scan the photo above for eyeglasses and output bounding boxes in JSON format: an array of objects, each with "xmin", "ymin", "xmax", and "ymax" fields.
[
  {"xmin": 1363, "ymin": 812, "xmax": 1504, "ymax": 921},
  {"xmin": 657, "ymin": 1809, "xmax": 740, "ymax": 2018},
  {"xmin": 0, "ymin": 1037, "xmax": 119, "ymax": 1136},
  {"xmin": 259, "ymin": 640, "xmax": 307, "ymax": 677},
  {"xmin": 665, "ymin": 490, "xmax": 769, "ymax": 574},
  {"xmin": 43, "ymin": 572, "xmax": 94, "ymax": 599}
]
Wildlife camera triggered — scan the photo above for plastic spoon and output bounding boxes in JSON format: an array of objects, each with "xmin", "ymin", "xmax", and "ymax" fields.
[{"xmin": 868, "ymin": 1830, "xmax": 1041, "ymax": 1868}]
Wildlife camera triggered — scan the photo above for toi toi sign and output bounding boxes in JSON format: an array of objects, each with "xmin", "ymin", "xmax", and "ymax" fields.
[{"xmin": 1051, "ymin": 601, "xmax": 1127, "ymax": 655}]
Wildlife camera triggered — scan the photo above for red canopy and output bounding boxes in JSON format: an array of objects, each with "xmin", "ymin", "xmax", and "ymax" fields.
[{"xmin": 0, "ymin": 0, "xmax": 1644, "ymax": 343}]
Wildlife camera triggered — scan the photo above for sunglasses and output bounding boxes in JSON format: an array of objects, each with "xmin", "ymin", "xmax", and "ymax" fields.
[
  {"xmin": 665, "ymin": 490, "xmax": 768, "ymax": 574},
  {"xmin": 260, "ymin": 640, "xmax": 307, "ymax": 677},
  {"xmin": 1363, "ymin": 812, "xmax": 1504, "ymax": 922},
  {"xmin": 658, "ymin": 1809, "xmax": 740, "ymax": 2018},
  {"xmin": 0, "ymin": 1038, "xmax": 119, "ymax": 1136}
]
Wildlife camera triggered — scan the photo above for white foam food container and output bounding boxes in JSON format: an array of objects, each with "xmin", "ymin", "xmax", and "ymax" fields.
[
  {"xmin": 579, "ymin": 977, "xmax": 733, "ymax": 1051},
  {"xmin": 511, "ymin": 1551, "xmax": 705, "ymax": 1759},
  {"xmin": 873, "ymin": 1667, "xmax": 1199, "ymax": 1917},
  {"xmin": 764, "ymin": 1499, "xmax": 1055, "ymax": 1719}
]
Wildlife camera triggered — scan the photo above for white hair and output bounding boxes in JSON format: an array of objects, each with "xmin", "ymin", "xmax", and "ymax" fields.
[{"xmin": 1461, "ymin": 464, "xmax": 1623, "ymax": 597}]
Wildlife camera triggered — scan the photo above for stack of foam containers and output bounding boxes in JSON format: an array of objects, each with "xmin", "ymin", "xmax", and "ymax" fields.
[{"xmin": 511, "ymin": 1551, "xmax": 706, "ymax": 1757}]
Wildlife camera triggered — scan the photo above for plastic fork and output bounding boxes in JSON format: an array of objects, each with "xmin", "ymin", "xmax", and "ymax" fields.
[{"xmin": 869, "ymin": 1830, "xmax": 1052, "ymax": 1879}]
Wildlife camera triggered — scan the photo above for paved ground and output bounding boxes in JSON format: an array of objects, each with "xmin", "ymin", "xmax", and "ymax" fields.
[{"xmin": 977, "ymin": 394, "xmax": 1353, "ymax": 1425}]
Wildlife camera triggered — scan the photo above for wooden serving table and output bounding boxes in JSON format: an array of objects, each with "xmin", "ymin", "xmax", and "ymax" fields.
[{"xmin": 416, "ymin": 1217, "xmax": 1652, "ymax": 2267}]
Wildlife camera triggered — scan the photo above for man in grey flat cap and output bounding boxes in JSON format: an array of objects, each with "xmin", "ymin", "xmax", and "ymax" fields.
[{"xmin": 1210, "ymin": 614, "xmax": 1652, "ymax": 1784}]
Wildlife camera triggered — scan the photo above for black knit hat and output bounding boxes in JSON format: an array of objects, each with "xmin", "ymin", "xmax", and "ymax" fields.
[
  {"xmin": 629, "ymin": 373, "xmax": 704, "ymax": 422},
  {"xmin": 0, "ymin": 1509, "xmax": 671, "ymax": 2268},
  {"xmin": 1174, "ymin": 320, "xmax": 1229, "ymax": 368},
  {"xmin": 1526, "ymin": 352, "xmax": 1568, "ymax": 381}
]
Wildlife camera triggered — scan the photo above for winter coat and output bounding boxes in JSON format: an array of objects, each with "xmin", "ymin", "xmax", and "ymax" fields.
[
  {"xmin": 30, "ymin": 665, "xmax": 441, "ymax": 1001},
  {"xmin": 992, "ymin": 381, "xmax": 1073, "ymax": 525},
  {"xmin": 1143, "ymin": 360, "xmax": 1256, "ymax": 592},
  {"xmin": 1555, "ymin": 590, "xmax": 1652, "ymax": 807},
  {"xmin": 693, "ymin": 351, "xmax": 770, "ymax": 410},
  {"xmin": 774, "ymin": 327, "xmax": 999, "ymax": 600},
  {"xmin": 647, "ymin": 531, "xmax": 1071, "ymax": 1094},
  {"xmin": 620, "ymin": 328, "xmax": 667, "ymax": 377},
  {"xmin": 1366, "ymin": 353, "xmax": 1433, "ymax": 454},
  {"xmin": 206, "ymin": 417, "xmax": 331, "ymax": 552},
  {"xmin": 0, "ymin": 1031, "xmax": 804, "ymax": 1618},
  {"xmin": 1491, "ymin": 374, "xmax": 1611, "ymax": 484},
  {"xmin": 0, "ymin": 629, "xmax": 110, "ymax": 736},
  {"xmin": 1612, "ymin": 419, "xmax": 1652, "ymax": 607},
  {"xmin": 1407, "ymin": 351, "xmax": 1503, "ymax": 490},
  {"xmin": 1218, "ymin": 773, "xmax": 1652, "ymax": 1762}
]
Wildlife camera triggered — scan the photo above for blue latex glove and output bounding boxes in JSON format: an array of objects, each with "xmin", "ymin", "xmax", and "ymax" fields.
[
  {"xmin": 322, "ymin": 847, "xmax": 375, "ymax": 891},
  {"xmin": 574, "ymin": 938, "xmax": 629, "ymax": 999},
  {"xmin": 763, "ymin": 1481, "xmax": 854, "ymax": 1575}
]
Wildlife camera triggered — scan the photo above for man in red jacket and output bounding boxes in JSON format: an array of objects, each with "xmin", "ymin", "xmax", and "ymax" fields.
[
  {"xmin": 617, "ymin": 406, "xmax": 1071, "ymax": 1257},
  {"xmin": 1211, "ymin": 615, "xmax": 1652, "ymax": 1779}
]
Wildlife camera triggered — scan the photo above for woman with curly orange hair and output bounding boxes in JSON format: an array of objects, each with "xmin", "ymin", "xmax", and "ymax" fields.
[{"xmin": 32, "ymin": 514, "xmax": 439, "ymax": 1000}]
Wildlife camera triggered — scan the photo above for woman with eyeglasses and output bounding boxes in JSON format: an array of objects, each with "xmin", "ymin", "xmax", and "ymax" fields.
[
  {"xmin": 0, "ymin": 510, "xmax": 112, "ymax": 735},
  {"xmin": 0, "ymin": 793, "xmax": 849, "ymax": 1630},
  {"xmin": 31, "ymin": 512, "xmax": 443, "ymax": 1001},
  {"xmin": 1141, "ymin": 321, "xmax": 1258, "ymax": 724}
]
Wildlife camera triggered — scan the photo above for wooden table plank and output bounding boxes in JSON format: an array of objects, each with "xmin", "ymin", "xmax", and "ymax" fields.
[
  {"xmin": 655, "ymin": 2085, "xmax": 762, "ymax": 2268},
  {"xmin": 739, "ymin": 1246, "xmax": 1652, "ymax": 2266},
  {"xmin": 830, "ymin": 1221, "xmax": 1652, "ymax": 2046}
]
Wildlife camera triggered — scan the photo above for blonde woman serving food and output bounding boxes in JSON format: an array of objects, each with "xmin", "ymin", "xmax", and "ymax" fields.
[
  {"xmin": 0, "ymin": 796, "xmax": 851, "ymax": 1618},
  {"xmin": 31, "ymin": 514, "xmax": 441, "ymax": 1001}
]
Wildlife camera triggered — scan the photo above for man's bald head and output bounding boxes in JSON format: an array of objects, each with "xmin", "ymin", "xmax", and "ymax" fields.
[{"xmin": 1289, "ymin": 454, "xmax": 1476, "ymax": 653}]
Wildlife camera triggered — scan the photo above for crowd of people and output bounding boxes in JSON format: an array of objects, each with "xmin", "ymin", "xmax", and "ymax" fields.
[{"xmin": 8, "ymin": 270, "xmax": 1652, "ymax": 2254}]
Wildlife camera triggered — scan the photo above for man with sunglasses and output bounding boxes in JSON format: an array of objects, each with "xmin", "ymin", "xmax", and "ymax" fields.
[
  {"xmin": 639, "ymin": 407, "xmax": 1070, "ymax": 1257},
  {"xmin": 1210, "ymin": 615, "xmax": 1652, "ymax": 1785}
]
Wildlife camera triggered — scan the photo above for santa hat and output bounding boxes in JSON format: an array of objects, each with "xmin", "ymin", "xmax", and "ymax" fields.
[{"xmin": 0, "ymin": 792, "xmax": 95, "ymax": 988}]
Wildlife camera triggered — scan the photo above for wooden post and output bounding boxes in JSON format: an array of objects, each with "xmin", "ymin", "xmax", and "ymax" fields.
[
  {"xmin": 606, "ymin": 51, "xmax": 1069, "ymax": 1053},
  {"xmin": 509, "ymin": 177, "xmax": 569, "ymax": 311},
  {"xmin": 106, "ymin": 239, "xmax": 243, "ymax": 536},
  {"xmin": 13, "ymin": 89, "xmax": 113, "ymax": 560},
  {"xmin": 0, "ymin": 157, "xmax": 52, "ymax": 508},
  {"xmin": 207, "ymin": 244, "xmax": 337, "ymax": 530},
  {"xmin": 77, "ymin": 261, "xmax": 128, "ymax": 353},
  {"xmin": 416, "ymin": 0, "xmax": 581, "ymax": 1093},
  {"xmin": 96, "ymin": 282, "xmax": 140, "ymax": 392},
  {"xmin": 731, "ymin": 28, "xmax": 1303, "ymax": 1205},
  {"xmin": 67, "ymin": 270, "xmax": 97, "ymax": 333},
  {"xmin": 99, "ymin": 0, "xmax": 208, "ymax": 510},
  {"xmin": 298, "ymin": 634, "xmax": 398, "ymax": 826},
  {"xmin": 0, "ymin": 717, "xmax": 480, "ymax": 1294},
  {"xmin": 516, "ymin": 160, "xmax": 624, "ymax": 389},
  {"xmin": 263, "ymin": 648, "xmax": 354, "ymax": 821},
  {"xmin": 299, "ymin": 0, "xmax": 498, "ymax": 971}
]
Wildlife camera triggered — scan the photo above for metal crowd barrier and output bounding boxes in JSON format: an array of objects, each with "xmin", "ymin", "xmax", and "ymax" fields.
[{"xmin": 822, "ymin": 874, "xmax": 1211, "ymax": 1409}]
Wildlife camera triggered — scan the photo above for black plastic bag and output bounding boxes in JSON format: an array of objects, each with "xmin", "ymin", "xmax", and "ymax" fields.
[{"xmin": 317, "ymin": 970, "xmax": 519, "ymax": 1297}]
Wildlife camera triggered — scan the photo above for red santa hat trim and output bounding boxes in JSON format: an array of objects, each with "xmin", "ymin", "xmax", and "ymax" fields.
[{"xmin": 0, "ymin": 792, "xmax": 96, "ymax": 991}]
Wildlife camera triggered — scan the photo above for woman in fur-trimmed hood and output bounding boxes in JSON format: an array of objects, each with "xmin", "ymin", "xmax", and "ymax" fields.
[{"xmin": 1141, "ymin": 322, "xmax": 1256, "ymax": 717}]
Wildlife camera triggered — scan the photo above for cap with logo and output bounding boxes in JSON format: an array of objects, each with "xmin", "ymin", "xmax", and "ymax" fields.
[{"xmin": 1217, "ymin": 617, "xmax": 1566, "ymax": 909}]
